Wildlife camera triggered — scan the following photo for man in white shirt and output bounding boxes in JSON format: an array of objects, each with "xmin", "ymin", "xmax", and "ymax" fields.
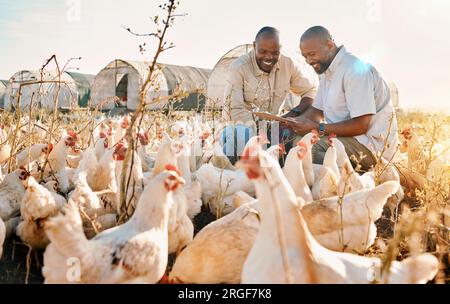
[{"xmin": 283, "ymin": 26, "xmax": 398, "ymax": 170}]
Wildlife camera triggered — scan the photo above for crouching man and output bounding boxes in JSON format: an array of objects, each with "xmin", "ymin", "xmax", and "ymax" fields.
[{"xmin": 281, "ymin": 26, "xmax": 398, "ymax": 171}]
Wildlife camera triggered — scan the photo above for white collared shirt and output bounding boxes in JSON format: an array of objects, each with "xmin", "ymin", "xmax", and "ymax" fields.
[{"xmin": 313, "ymin": 46, "xmax": 399, "ymax": 160}]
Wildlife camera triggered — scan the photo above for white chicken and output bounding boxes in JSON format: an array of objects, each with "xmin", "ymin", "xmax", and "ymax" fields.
[
  {"xmin": 94, "ymin": 131, "xmax": 109, "ymax": 161},
  {"xmin": 69, "ymin": 170, "xmax": 117, "ymax": 239},
  {"xmin": 137, "ymin": 131, "xmax": 155, "ymax": 172},
  {"xmin": 299, "ymin": 131, "xmax": 320, "ymax": 188},
  {"xmin": 209, "ymin": 140, "xmax": 236, "ymax": 171},
  {"xmin": 400, "ymin": 129, "xmax": 427, "ymax": 174},
  {"xmin": 45, "ymin": 130, "xmax": 78, "ymax": 193},
  {"xmin": 0, "ymin": 167, "xmax": 29, "ymax": 222},
  {"xmin": 282, "ymin": 141, "xmax": 312, "ymax": 202},
  {"xmin": 74, "ymin": 145, "xmax": 99, "ymax": 189},
  {"xmin": 0, "ymin": 216, "xmax": 6, "ymax": 258},
  {"xmin": 0, "ymin": 127, "xmax": 11, "ymax": 164},
  {"xmin": 149, "ymin": 134, "xmax": 194, "ymax": 255},
  {"xmin": 16, "ymin": 143, "xmax": 53, "ymax": 167},
  {"xmin": 311, "ymin": 142, "xmax": 339, "ymax": 200},
  {"xmin": 169, "ymin": 200, "xmax": 260, "ymax": 284},
  {"xmin": 237, "ymin": 144, "xmax": 438, "ymax": 284},
  {"xmin": 169, "ymin": 163, "xmax": 400, "ymax": 283},
  {"xmin": 114, "ymin": 144, "xmax": 145, "ymax": 215},
  {"xmin": 195, "ymin": 163, "xmax": 255, "ymax": 215},
  {"xmin": 89, "ymin": 146, "xmax": 117, "ymax": 193},
  {"xmin": 149, "ymin": 133, "xmax": 182, "ymax": 178},
  {"xmin": 17, "ymin": 176, "xmax": 67, "ymax": 249},
  {"xmin": 113, "ymin": 116, "xmax": 129, "ymax": 145},
  {"xmin": 372, "ymin": 157, "xmax": 405, "ymax": 219},
  {"xmin": 66, "ymin": 145, "xmax": 83, "ymax": 169},
  {"xmin": 326, "ymin": 136, "xmax": 375, "ymax": 196},
  {"xmin": 42, "ymin": 168, "xmax": 184, "ymax": 284},
  {"xmin": 266, "ymin": 143, "xmax": 286, "ymax": 161},
  {"xmin": 47, "ymin": 130, "xmax": 78, "ymax": 173},
  {"xmin": 177, "ymin": 135, "xmax": 202, "ymax": 220}
]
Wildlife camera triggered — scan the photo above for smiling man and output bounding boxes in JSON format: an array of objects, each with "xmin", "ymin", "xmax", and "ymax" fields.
[
  {"xmin": 283, "ymin": 26, "xmax": 398, "ymax": 170},
  {"xmin": 220, "ymin": 26, "xmax": 317, "ymax": 162},
  {"xmin": 222, "ymin": 26, "xmax": 317, "ymax": 122}
]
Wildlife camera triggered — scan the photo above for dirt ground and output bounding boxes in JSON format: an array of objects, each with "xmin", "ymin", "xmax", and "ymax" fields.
[
  {"xmin": 1, "ymin": 205, "xmax": 447, "ymax": 284},
  {"xmin": 0, "ymin": 207, "xmax": 217, "ymax": 284}
]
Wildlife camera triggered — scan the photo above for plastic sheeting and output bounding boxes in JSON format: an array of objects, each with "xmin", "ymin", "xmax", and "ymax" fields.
[
  {"xmin": 4, "ymin": 70, "xmax": 93, "ymax": 111},
  {"xmin": 90, "ymin": 59, "xmax": 211, "ymax": 111},
  {"xmin": 0, "ymin": 80, "xmax": 7, "ymax": 108}
]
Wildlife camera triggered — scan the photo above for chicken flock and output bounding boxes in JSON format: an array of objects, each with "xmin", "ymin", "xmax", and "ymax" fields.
[{"xmin": 0, "ymin": 114, "xmax": 446, "ymax": 284}]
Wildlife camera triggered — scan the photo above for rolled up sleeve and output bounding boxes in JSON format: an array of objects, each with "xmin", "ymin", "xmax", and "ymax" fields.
[
  {"xmin": 222, "ymin": 63, "xmax": 253, "ymax": 122},
  {"xmin": 344, "ymin": 64, "xmax": 377, "ymax": 118},
  {"xmin": 289, "ymin": 59, "xmax": 318, "ymax": 100}
]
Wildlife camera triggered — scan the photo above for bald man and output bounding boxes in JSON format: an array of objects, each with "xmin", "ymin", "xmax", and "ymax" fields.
[
  {"xmin": 220, "ymin": 26, "xmax": 318, "ymax": 163},
  {"xmin": 282, "ymin": 26, "xmax": 398, "ymax": 170},
  {"xmin": 222, "ymin": 26, "xmax": 318, "ymax": 122}
]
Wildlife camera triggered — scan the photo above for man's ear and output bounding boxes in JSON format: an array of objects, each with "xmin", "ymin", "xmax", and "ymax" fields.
[{"xmin": 327, "ymin": 39, "xmax": 334, "ymax": 50}]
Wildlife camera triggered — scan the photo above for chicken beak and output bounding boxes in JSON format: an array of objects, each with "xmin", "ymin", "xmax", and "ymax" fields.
[
  {"xmin": 165, "ymin": 174, "xmax": 185, "ymax": 192},
  {"xmin": 236, "ymin": 158, "xmax": 261, "ymax": 180}
]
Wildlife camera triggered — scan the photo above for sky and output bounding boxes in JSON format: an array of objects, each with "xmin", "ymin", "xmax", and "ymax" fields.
[{"xmin": 0, "ymin": 0, "xmax": 449, "ymax": 111}]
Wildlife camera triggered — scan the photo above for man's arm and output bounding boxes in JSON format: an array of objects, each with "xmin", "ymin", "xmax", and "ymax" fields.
[
  {"xmin": 286, "ymin": 113, "xmax": 373, "ymax": 137},
  {"xmin": 282, "ymin": 96, "xmax": 314, "ymax": 118},
  {"xmin": 222, "ymin": 64, "xmax": 253, "ymax": 122}
]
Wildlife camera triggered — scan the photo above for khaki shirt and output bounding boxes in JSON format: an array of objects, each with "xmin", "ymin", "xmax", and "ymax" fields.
[
  {"xmin": 313, "ymin": 46, "xmax": 399, "ymax": 160},
  {"xmin": 222, "ymin": 50, "xmax": 318, "ymax": 122}
]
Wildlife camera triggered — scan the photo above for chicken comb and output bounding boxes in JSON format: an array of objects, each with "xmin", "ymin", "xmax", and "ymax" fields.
[
  {"xmin": 114, "ymin": 141, "xmax": 125, "ymax": 151},
  {"xmin": 67, "ymin": 130, "xmax": 78, "ymax": 140},
  {"xmin": 121, "ymin": 116, "xmax": 130, "ymax": 128},
  {"xmin": 138, "ymin": 132, "xmax": 149, "ymax": 145},
  {"xmin": 327, "ymin": 136, "xmax": 334, "ymax": 147},
  {"xmin": 165, "ymin": 164, "xmax": 181, "ymax": 176},
  {"xmin": 278, "ymin": 143, "xmax": 286, "ymax": 154},
  {"xmin": 99, "ymin": 131, "xmax": 107, "ymax": 138},
  {"xmin": 201, "ymin": 130, "xmax": 211, "ymax": 140},
  {"xmin": 297, "ymin": 141, "xmax": 308, "ymax": 150},
  {"xmin": 47, "ymin": 143, "xmax": 54, "ymax": 153},
  {"xmin": 297, "ymin": 142, "xmax": 308, "ymax": 160},
  {"xmin": 400, "ymin": 129, "xmax": 412, "ymax": 140}
]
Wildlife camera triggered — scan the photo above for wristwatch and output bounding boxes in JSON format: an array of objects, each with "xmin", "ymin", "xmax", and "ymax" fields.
[
  {"xmin": 291, "ymin": 107, "xmax": 302, "ymax": 115},
  {"xmin": 319, "ymin": 122, "xmax": 326, "ymax": 136}
]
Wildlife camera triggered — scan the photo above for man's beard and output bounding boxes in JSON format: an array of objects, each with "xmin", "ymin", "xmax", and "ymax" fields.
[{"xmin": 313, "ymin": 61, "xmax": 332, "ymax": 74}]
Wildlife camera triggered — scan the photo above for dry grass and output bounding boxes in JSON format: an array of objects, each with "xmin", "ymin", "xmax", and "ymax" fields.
[{"xmin": 0, "ymin": 109, "xmax": 448, "ymax": 283}]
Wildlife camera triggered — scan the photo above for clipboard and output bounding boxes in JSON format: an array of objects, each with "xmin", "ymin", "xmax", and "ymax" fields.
[{"xmin": 252, "ymin": 112, "xmax": 293, "ymax": 124}]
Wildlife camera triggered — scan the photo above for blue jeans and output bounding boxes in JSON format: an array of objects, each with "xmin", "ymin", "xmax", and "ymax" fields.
[
  {"xmin": 220, "ymin": 123, "xmax": 292, "ymax": 164},
  {"xmin": 220, "ymin": 125, "xmax": 254, "ymax": 163}
]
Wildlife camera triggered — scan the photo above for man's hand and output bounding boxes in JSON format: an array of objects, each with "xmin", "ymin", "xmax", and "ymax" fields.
[
  {"xmin": 282, "ymin": 117, "xmax": 319, "ymax": 136},
  {"xmin": 281, "ymin": 97, "xmax": 314, "ymax": 118}
]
